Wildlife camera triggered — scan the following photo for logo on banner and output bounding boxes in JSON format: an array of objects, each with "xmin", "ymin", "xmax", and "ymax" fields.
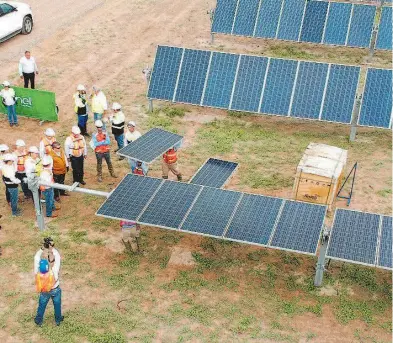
[{"xmin": 15, "ymin": 96, "xmax": 33, "ymax": 108}]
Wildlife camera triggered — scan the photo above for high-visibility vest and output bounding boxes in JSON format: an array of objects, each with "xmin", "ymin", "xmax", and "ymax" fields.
[
  {"xmin": 94, "ymin": 132, "xmax": 110, "ymax": 154},
  {"xmin": 36, "ymin": 270, "xmax": 55, "ymax": 292},
  {"xmin": 133, "ymin": 167, "xmax": 144, "ymax": 175},
  {"xmin": 70, "ymin": 135, "xmax": 85, "ymax": 157},
  {"xmin": 163, "ymin": 149, "xmax": 177, "ymax": 164},
  {"xmin": 42, "ymin": 137, "xmax": 55, "ymax": 155},
  {"xmin": 15, "ymin": 150, "xmax": 27, "ymax": 173},
  {"xmin": 49, "ymin": 150, "xmax": 67, "ymax": 175}
]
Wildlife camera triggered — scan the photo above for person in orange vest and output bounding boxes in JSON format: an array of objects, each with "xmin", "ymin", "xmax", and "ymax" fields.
[
  {"xmin": 49, "ymin": 142, "xmax": 70, "ymax": 202},
  {"xmin": 162, "ymin": 143, "xmax": 182, "ymax": 181},
  {"xmin": 130, "ymin": 160, "xmax": 148, "ymax": 176},
  {"xmin": 40, "ymin": 156, "xmax": 59, "ymax": 218},
  {"xmin": 64, "ymin": 126, "xmax": 87, "ymax": 185},
  {"xmin": 14, "ymin": 139, "xmax": 32, "ymax": 199},
  {"xmin": 39, "ymin": 128, "xmax": 56, "ymax": 158},
  {"xmin": 92, "ymin": 120, "xmax": 117, "ymax": 182}
]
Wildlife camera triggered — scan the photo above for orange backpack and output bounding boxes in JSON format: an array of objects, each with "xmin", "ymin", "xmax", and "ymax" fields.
[{"xmin": 36, "ymin": 271, "xmax": 55, "ymax": 292}]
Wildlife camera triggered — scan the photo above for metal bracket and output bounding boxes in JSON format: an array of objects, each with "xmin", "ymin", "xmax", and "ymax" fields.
[{"xmin": 337, "ymin": 162, "xmax": 358, "ymax": 206}]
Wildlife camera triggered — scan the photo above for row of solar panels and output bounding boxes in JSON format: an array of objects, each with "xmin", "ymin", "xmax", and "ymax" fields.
[
  {"xmin": 212, "ymin": 0, "xmax": 392, "ymax": 50},
  {"xmin": 97, "ymin": 174, "xmax": 327, "ymax": 255},
  {"xmin": 147, "ymin": 46, "xmax": 392, "ymax": 129}
]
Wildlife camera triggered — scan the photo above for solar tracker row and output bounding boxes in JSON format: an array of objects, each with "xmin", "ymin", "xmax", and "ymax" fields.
[{"xmin": 212, "ymin": 0, "xmax": 377, "ymax": 48}]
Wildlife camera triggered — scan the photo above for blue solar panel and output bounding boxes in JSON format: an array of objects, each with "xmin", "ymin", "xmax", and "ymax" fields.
[
  {"xmin": 211, "ymin": 0, "xmax": 237, "ymax": 34},
  {"xmin": 202, "ymin": 52, "xmax": 239, "ymax": 108},
  {"xmin": 378, "ymin": 216, "xmax": 392, "ymax": 269},
  {"xmin": 327, "ymin": 209, "xmax": 380, "ymax": 266},
  {"xmin": 290, "ymin": 62, "xmax": 328, "ymax": 119},
  {"xmin": 260, "ymin": 58, "xmax": 298, "ymax": 116},
  {"xmin": 359, "ymin": 68, "xmax": 392, "ymax": 129},
  {"xmin": 300, "ymin": 0, "xmax": 328, "ymax": 43},
  {"xmin": 376, "ymin": 7, "xmax": 392, "ymax": 50},
  {"xmin": 180, "ymin": 188, "xmax": 241, "ymax": 237},
  {"xmin": 232, "ymin": 0, "xmax": 260, "ymax": 36},
  {"xmin": 276, "ymin": 0, "xmax": 306, "ymax": 41},
  {"xmin": 138, "ymin": 181, "xmax": 202, "ymax": 229},
  {"xmin": 96, "ymin": 174, "xmax": 163, "ymax": 221},
  {"xmin": 270, "ymin": 201, "xmax": 326, "ymax": 254},
  {"xmin": 322, "ymin": 2, "xmax": 351, "ymax": 45},
  {"xmin": 230, "ymin": 55, "xmax": 268, "ymax": 112},
  {"xmin": 190, "ymin": 158, "xmax": 238, "ymax": 188},
  {"xmin": 174, "ymin": 49, "xmax": 211, "ymax": 105},
  {"xmin": 225, "ymin": 194, "xmax": 283, "ymax": 245},
  {"xmin": 320, "ymin": 65, "xmax": 360, "ymax": 124},
  {"xmin": 147, "ymin": 46, "xmax": 183, "ymax": 101},
  {"xmin": 254, "ymin": 0, "xmax": 283, "ymax": 38},
  {"xmin": 347, "ymin": 5, "xmax": 375, "ymax": 48}
]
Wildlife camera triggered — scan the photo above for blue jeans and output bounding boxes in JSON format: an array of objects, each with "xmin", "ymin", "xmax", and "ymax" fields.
[
  {"xmin": 7, "ymin": 104, "xmax": 17, "ymax": 124},
  {"xmin": 114, "ymin": 134, "xmax": 124, "ymax": 150},
  {"xmin": 43, "ymin": 188, "xmax": 54, "ymax": 217},
  {"xmin": 93, "ymin": 112, "xmax": 106, "ymax": 129},
  {"xmin": 7, "ymin": 187, "xmax": 19, "ymax": 215},
  {"xmin": 77, "ymin": 114, "xmax": 88, "ymax": 135},
  {"xmin": 35, "ymin": 287, "xmax": 62, "ymax": 325}
]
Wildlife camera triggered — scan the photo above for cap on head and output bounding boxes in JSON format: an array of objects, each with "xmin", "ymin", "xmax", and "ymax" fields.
[
  {"xmin": 3, "ymin": 153, "xmax": 15, "ymax": 162},
  {"xmin": 42, "ymin": 156, "xmax": 52, "ymax": 166},
  {"xmin": 28, "ymin": 146, "xmax": 39, "ymax": 154},
  {"xmin": 112, "ymin": 102, "xmax": 121, "ymax": 110},
  {"xmin": 95, "ymin": 120, "xmax": 103, "ymax": 128},
  {"xmin": 45, "ymin": 128, "xmax": 55, "ymax": 137},
  {"xmin": 127, "ymin": 121, "xmax": 136, "ymax": 127},
  {"xmin": 39, "ymin": 259, "xmax": 49, "ymax": 274},
  {"xmin": 77, "ymin": 84, "xmax": 85, "ymax": 91},
  {"xmin": 16, "ymin": 139, "xmax": 26, "ymax": 147},
  {"xmin": 2, "ymin": 81, "xmax": 10, "ymax": 87},
  {"xmin": 71, "ymin": 126, "xmax": 81, "ymax": 135},
  {"xmin": 0, "ymin": 144, "xmax": 9, "ymax": 152}
]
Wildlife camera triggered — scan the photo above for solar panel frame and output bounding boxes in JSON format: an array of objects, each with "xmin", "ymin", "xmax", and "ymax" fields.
[
  {"xmin": 346, "ymin": 4, "xmax": 375, "ymax": 48},
  {"xmin": 377, "ymin": 216, "xmax": 393, "ymax": 270},
  {"xmin": 375, "ymin": 6, "xmax": 393, "ymax": 51},
  {"xmin": 211, "ymin": 0, "xmax": 238, "ymax": 34},
  {"xmin": 254, "ymin": 0, "xmax": 282, "ymax": 38},
  {"xmin": 276, "ymin": 0, "xmax": 307, "ymax": 41},
  {"xmin": 322, "ymin": 2, "xmax": 352, "ymax": 46},
  {"xmin": 232, "ymin": 0, "xmax": 261, "ymax": 36},
  {"xmin": 300, "ymin": 0, "xmax": 329, "ymax": 44}
]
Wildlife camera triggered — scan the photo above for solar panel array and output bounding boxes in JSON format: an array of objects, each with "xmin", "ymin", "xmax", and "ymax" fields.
[
  {"xmin": 148, "ymin": 46, "xmax": 360, "ymax": 125},
  {"xmin": 376, "ymin": 6, "xmax": 392, "ymax": 51},
  {"xmin": 190, "ymin": 158, "xmax": 238, "ymax": 188},
  {"xmin": 326, "ymin": 209, "xmax": 392, "ymax": 270},
  {"xmin": 117, "ymin": 128, "xmax": 183, "ymax": 163},
  {"xmin": 212, "ymin": 0, "xmax": 378, "ymax": 48},
  {"xmin": 97, "ymin": 174, "xmax": 327, "ymax": 256}
]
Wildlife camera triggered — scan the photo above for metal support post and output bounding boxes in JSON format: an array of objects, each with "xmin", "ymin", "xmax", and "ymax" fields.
[
  {"xmin": 143, "ymin": 66, "xmax": 153, "ymax": 113},
  {"xmin": 148, "ymin": 99, "xmax": 153, "ymax": 113},
  {"xmin": 314, "ymin": 226, "xmax": 330, "ymax": 287},
  {"xmin": 337, "ymin": 162, "xmax": 358, "ymax": 206},
  {"xmin": 208, "ymin": 9, "xmax": 215, "ymax": 44},
  {"xmin": 349, "ymin": 94, "xmax": 362, "ymax": 142},
  {"xmin": 27, "ymin": 175, "xmax": 45, "ymax": 231}
]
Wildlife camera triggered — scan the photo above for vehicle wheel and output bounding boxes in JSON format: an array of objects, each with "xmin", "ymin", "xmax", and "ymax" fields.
[{"xmin": 21, "ymin": 16, "xmax": 33, "ymax": 35}]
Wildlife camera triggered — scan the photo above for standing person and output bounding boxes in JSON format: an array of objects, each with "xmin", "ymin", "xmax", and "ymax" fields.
[
  {"xmin": 64, "ymin": 126, "xmax": 87, "ymax": 185},
  {"xmin": 14, "ymin": 139, "xmax": 31, "ymax": 199},
  {"xmin": 34, "ymin": 237, "xmax": 63, "ymax": 327},
  {"xmin": 40, "ymin": 156, "xmax": 58, "ymax": 218},
  {"xmin": 73, "ymin": 85, "xmax": 89, "ymax": 136},
  {"xmin": 2, "ymin": 154, "xmax": 21, "ymax": 216},
  {"xmin": 90, "ymin": 86, "xmax": 108, "ymax": 129},
  {"xmin": 92, "ymin": 120, "xmax": 117, "ymax": 182},
  {"xmin": 162, "ymin": 145, "xmax": 182, "ymax": 181},
  {"xmin": 19, "ymin": 51, "xmax": 38, "ymax": 89},
  {"xmin": 0, "ymin": 81, "xmax": 18, "ymax": 127},
  {"xmin": 49, "ymin": 142, "xmax": 69, "ymax": 202},
  {"xmin": 40, "ymin": 128, "xmax": 56, "ymax": 158},
  {"xmin": 109, "ymin": 102, "xmax": 125, "ymax": 154},
  {"xmin": 25, "ymin": 146, "xmax": 42, "ymax": 178},
  {"xmin": 130, "ymin": 160, "xmax": 148, "ymax": 176},
  {"xmin": 0, "ymin": 145, "xmax": 10, "ymax": 205},
  {"xmin": 124, "ymin": 121, "xmax": 142, "ymax": 169}
]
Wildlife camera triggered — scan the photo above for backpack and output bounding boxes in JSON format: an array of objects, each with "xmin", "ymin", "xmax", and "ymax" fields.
[{"xmin": 36, "ymin": 259, "xmax": 55, "ymax": 292}]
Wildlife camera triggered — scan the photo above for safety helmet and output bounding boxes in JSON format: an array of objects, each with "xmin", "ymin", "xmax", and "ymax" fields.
[
  {"xmin": 3, "ymin": 153, "xmax": 15, "ymax": 162},
  {"xmin": 127, "ymin": 121, "xmax": 136, "ymax": 127},
  {"xmin": 77, "ymin": 84, "xmax": 85, "ymax": 91},
  {"xmin": 16, "ymin": 139, "xmax": 26, "ymax": 147},
  {"xmin": 112, "ymin": 102, "xmax": 121, "ymax": 110},
  {"xmin": 71, "ymin": 126, "xmax": 81, "ymax": 135},
  {"xmin": 2, "ymin": 81, "xmax": 10, "ymax": 87},
  {"xmin": 39, "ymin": 260, "xmax": 49, "ymax": 274},
  {"xmin": 95, "ymin": 120, "xmax": 103, "ymax": 128},
  {"xmin": 42, "ymin": 156, "xmax": 52, "ymax": 166},
  {"xmin": 0, "ymin": 144, "xmax": 9, "ymax": 152},
  {"xmin": 28, "ymin": 146, "xmax": 39, "ymax": 154},
  {"xmin": 45, "ymin": 128, "xmax": 56, "ymax": 137}
]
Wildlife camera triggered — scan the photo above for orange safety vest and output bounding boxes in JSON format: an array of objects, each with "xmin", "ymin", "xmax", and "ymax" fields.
[
  {"xmin": 95, "ymin": 132, "xmax": 110, "ymax": 154},
  {"xmin": 36, "ymin": 271, "xmax": 55, "ymax": 292},
  {"xmin": 15, "ymin": 150, "xmax": 27, "ymax": 173},
  {"xmin": 42, "ymin": 137, "xmax": 55, "ymax": 155},
  {"xmin": 49, "ymin": 149, "xmax": 67, "ymax": 175},
  {"xmin": 70, "ymin": 135, "xmax": 85, "ymax": 157},
  {"xmin": 133, "ymin": 167, "xmax": 144, "ymax": 175},
  {"xmin": 163, "ymin": 149, "xmax": 177, "ymax": 164}
]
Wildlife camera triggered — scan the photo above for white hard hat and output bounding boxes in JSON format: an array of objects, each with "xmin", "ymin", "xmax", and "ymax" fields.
[
  {"xmin": 42, "ymin": 156, "xmax": 52, "ymax": 166},
  {"xmin": 95, "ymin": 120, "xmax": 103, "ymax": 128},
  {"xmin": 28, "ymin": 146, "xmax": 39, "ymax": 154},
  {"xmin": 16, "ymin": 139, "xmax": 26, "ymax": 147},
  {"xmin": 112, "ymin": 102, "xmax": 121, "ymax": 110},
  {"xmin": 77, "ymin": 84, "xmax": 85, "ymax": 91},
  {"xmin": 45, "ymin": 128, "xmax": 56, "ymax": 137},
  {"xmin": 71, "ymin": 126, "xmax": 81, "ymax": 135},
  {"xmin": 127, "ymin": 121, "xmax": 136, "ymax": 127},
  {"xmin": 3, "ymin": 153, "xmax": 15, "ymax": 162},
  {"xmin": 3, "ymin": 81, "xmax": 10, "ymax": 87},
  {"xmin": 0, "ymin": 144, "xmax": 9, "ymax": 152}
]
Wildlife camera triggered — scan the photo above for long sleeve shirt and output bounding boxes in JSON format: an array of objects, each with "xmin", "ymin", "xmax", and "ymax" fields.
[
  {"xmin": 124, "ymin": 130, "xmax": 142, "ymax": 146},
  {"xmin": 40, "ymin": 166, "xmax": 54, "ymax": 189},
  {"xmin": 25, "ymin": 157, "xmax": 42, "ymax": 178},
  {"xmin": 0, "ymin": 88, "xmax": 16, "ymax": 106},
  {"xmin": 2, "ymin": 164, "xmax": 21, "ymax": 185},
  {"xmin": 34, "ymin": 248, "xmax": 61, "ymax": 289},
  {"xmin": 19, "ymin": 56, "xmax": 38, "ymax": 75},
  {"xmin": 91, "ymin": 91, "xmax": 108, "ymax": 114},
  {"xmin": 64, "ymin": 135, "xmax": 87, "ymax": 158}
]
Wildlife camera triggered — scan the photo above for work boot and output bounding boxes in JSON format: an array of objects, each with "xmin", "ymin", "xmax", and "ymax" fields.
[
  {"xmin": 108, "ymin": 163, "xmax": 117, "ymax": 178},
  {"xmin": 177, "ymin": 174, "xmax": 182, "ymax": 181}
]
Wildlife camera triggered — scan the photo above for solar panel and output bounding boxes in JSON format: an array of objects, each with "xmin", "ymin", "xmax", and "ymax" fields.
[
  {"xmin": 138, "ymin": 181, "xmax": 202, "ymax": 229},
  {"xmin": 320, "ymin": 64, "xmax": 360, "ymax": 124},
  {"xmin": 322, "ymin": 2, "xmax": 352, "ymax": 46},
  {"xmin": 276, "ymin": 0, "xmax": 306, "ymax": 41},
  {"xmin": 225, "ymin": 194, "xmax": 283, "ymax": 245},
  {"xmin": 300, "ymin": 0, "xmax": 328, "ymax": 43},
  {"xmin": 117, "ymin": 128, "xmax": 183, "ymax": 163},
  {"xmin": 270, "ymin": 201, "xmax": 326, "ymax": 254},
  {"xmin": 174, "ymin": 49, "xmax": 211, "ymax": 104},
  {"xmin": 190, "ymin": 158, "xmax": 238, "ymax": 188},
  {"xmin": 358, "ymin": 68, "xmax": 392, "ymax": 129},
  {"xmin": 326, "ymin": 209, "xmax": 380, "ymax": 267},
  {"xmin": 346, "ymin": 4, "xmax": 375, "ymax": 48},
  {"xmin": 378, "ymin": 216, "xmax": 392, "ymax": 270},
  {"xmin": 230, "ymin": 55, "xmax": 268, "ymax": 112},
  {"xmin": 211, "ymin": 0, "xmax": 237, "ymax": 34},
  {"xmin": 232, "ymin": 0, "xmax": 260, "ymax": 36},
  {"xmin": 376, "ymin": 7, "xmax": 392, "ymax": 50},
  {"xmin": 180, "ymin": 187, "xmax": 242, "ymax": 237},
  {"xmin": 202, "ymin": 52, "xmax": 239, "ymax": 108},
  {"xmin": 290, "ymin": 62, "xmax": 329, "ymax": 120},
  {"xmin": 254, "ymin": 0, "xmax": 283, "ymax": 38},
  {"xmin": 96, "ymin": 174, "xmax": 163, "ymax": 221},
  {"xmin": 147, "ymin": 46, "xmax": 183, "ymax": 101}
]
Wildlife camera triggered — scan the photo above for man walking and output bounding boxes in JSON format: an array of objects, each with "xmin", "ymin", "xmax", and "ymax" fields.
[
  {"xmin": 2, "ymin": 154, "xmax": 21, "ymax": 216},
  {"xmin": 162, "ymin": 145, "xmax": 182, "ymax": 181},
  {"xmin": 0, "ymin": 81, "xmax": 18, "ymax": 127},
  {"xmin": 73, "ymin": 84, "xmax": 89, "ymax": 136},
  {"xmin": 91, "ymin": 86, "xmax": 107, "ymax": 128},
  {"xmin": 92, "ymin": 120, "xmax": 117, "ymax": 182},
  {"xmin": 40, "ymin": 156, "xmax": 58, "ymax": 218},
  {"xmin": 64, "ymin": 126, "xmax": 87, "ymax": 185},
  {"xmin": 34, "ymin": 237, "xmax": 63, "ymax": 327},
  {"xmin": 40, "ymin": 128, "xmax": 56, "ymax": 158},
  {"xmin": 19, "ymin": 51, "xmax": 38, "ymax": 89},
  {"xmin": 49, "ymin": 142, "xmax": 69, "ymax": 202},
  {"xmin": 14, "ymin": 139, "xmax": 31, "ymax": 199},
  {"xmin": 109, "ymin": 102, "xmax": 125, "ymax": 154}
]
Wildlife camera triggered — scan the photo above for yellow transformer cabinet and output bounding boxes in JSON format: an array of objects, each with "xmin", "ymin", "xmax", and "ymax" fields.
[{"xmin": 293, "ymin": 143, "xmax": 347, "ymax": 210}]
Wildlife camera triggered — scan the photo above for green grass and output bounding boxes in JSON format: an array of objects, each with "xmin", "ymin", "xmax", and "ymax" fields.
[{"xmin": 377, "ymin": 188, "xmax": 392, "ymax": 198}]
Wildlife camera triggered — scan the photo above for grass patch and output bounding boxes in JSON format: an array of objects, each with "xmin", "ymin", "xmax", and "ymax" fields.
[
  {"xmin": 163, "ymin": 271, "xmax": 208, "ymax": 291},
  {"xmin": 244, "ymin": 172, "xmax": 293, "ymax": 190},
  {"xmin": 377, "ymin": 188, "xmax": 392, "ymax": 198},
  {"xmin": 162, "ymin": 105, "xmax": 189, "ymax": 118},
  {"xmin": 268, "ymin": 45, "xmax": 316, "ymax": 60}
]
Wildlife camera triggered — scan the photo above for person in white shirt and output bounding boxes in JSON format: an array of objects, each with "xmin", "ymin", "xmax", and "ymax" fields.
[
  {"xmin": 34, "ymin": 237, "xmax": 63, "ymax": 327},
  {"xmin": 124, "ymin": 121, "xmax": 142, "ymax": 169},
  {"xmin": 90, "ymin": 85, "xmax": 108, "ymax": 129},
  {"xmin": 64, "ymin": 126, "xmax": 87, "ymax": 185},
  {"xmin": 109, "ymin": 102, "xmax": 125, "ymax": 155},
  {"xmin": 19, "ymin": 51, "xmax": 38, "ymax": 89},
  {"xmin": 0, "ymin": 145, "xmax": 11, "ymax": 205},
  {"xmin": 39, "ymin": 128, "xmax": 56, "ymax": 158},
  {"xmin": 0, "ymin": 81, "xmax": 18, "ymax": 127},
  {"xmin": 2, "ymin": 154, "xmax": 21, "ymax": 216},
  {"xmin": 40, "ymin": 156, "xmax": 58, "ymax": 218},
  {"xmin": 25, "ymin": 146, "xmax": 42, "ymax": 179}
]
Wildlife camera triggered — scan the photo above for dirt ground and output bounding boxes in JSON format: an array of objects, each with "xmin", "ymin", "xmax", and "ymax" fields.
[{"xmin": 0, "ymin": 0, "xmax": 392, "ymax": 342}]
